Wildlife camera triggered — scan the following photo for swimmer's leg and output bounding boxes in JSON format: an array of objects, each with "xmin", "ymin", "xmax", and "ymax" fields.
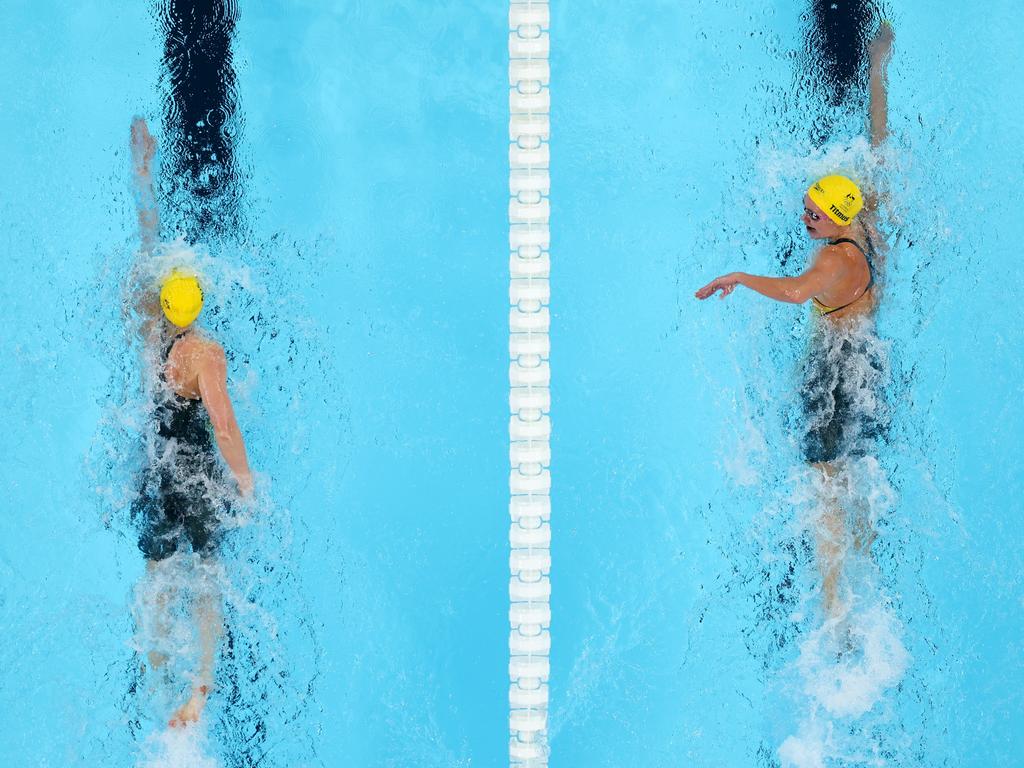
[
  {"xmin": 196, "ymin": 579, "xmax": 223, "ymax": 693},
  {"xmin": 812, "ymin": 461, "xmax": 849, "ymax": 622},
  {"xmin": 169, "ymin": 562, "xmax": 223, "ymax": 728},
  {"xmin": 143, "ymin": 559, "xmax": 176, "ymax": 671},
  {"xmin": 136, "ymin": 487, "xmax": 182, "ymax": 672},
  {"xmin": 849, "ymin": 494, "xmax": 877, "ymax": 555}
]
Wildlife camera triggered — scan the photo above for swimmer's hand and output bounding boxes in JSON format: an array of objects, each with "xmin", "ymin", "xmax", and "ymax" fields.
[
  {"xmin": 236, "ymin": 471, "xmax": 254, "ymax": 498},
  {"xmin": 130, "ymin": 116, "xmax": 156, "ymax": 177},
  {"xmin": 869, "ymin": 21, "xmax": 894, "ymax": 67},
  {"xmin": 695, "ymin": 273, "xmax": 743, "ymax": 300}
]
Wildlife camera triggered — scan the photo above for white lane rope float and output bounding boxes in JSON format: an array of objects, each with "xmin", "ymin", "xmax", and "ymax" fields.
[{"xmin": 508, "ymin": 3, "xmax": 551, "ymax": 767}]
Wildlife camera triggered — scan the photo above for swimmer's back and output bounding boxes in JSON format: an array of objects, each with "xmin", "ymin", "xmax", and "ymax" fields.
[
  {"xmin": 813, "ymin": 233, "xmax": 879, "ymax": 322},
  {"xmin": 164, "ymin": 332, "xmax": 224, "ymax": 401}
]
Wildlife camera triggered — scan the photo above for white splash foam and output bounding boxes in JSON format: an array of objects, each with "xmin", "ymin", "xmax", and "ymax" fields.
[
  {"xmin": 138, "ymin": 725, "xmax": 219, "ymax": 768},
  {"xmin": 128, "ymin": 238, "xmax": 202, "ymax": 295},
  {"xmin": 757, "ymin": 136, "xmax": 895, "ymax": 200},
  {"xmin": 777, "ymin": 380, "xmax": 907, "ymax": 765},
  {"xmin": 798, "ymin": 604, "xmax": 909, "ymax": 719},
  {"xmin": 778, "ymin": 716, "xmax": 830, "ymax": 768},
  {"xmin": 131, "ymin": 554, "xmax": 229, "ymax": 735},
  {"xmin": 125, "ymin": 237, "xmax": 258, "ymax": 330},
  {"xmin": 723, "ymin": 417, "xmax": 768, "ymax": 487},
  {"xmin": 778, "ymin": 600, "xmax": 909, "ymax": 768}
]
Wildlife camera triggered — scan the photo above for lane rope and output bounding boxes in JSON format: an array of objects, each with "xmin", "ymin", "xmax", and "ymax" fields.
[{"xmin": 508, "ymin": 2, "xmax": 551, "ymax": 766}]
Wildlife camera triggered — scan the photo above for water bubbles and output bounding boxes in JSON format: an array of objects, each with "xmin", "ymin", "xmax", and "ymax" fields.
[
  {"xmin": 778, "ymin": 603, "xmax": 909, "ymax": 767},
  {"xmin": 138, "ymin": 725, "xmax": 219, "ymax": 768}
]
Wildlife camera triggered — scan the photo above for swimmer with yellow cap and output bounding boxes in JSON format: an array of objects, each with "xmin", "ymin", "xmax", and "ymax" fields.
[
  {"xmin": 807, "ymin": 174, "xmax": 863, "ymax": 226},
  {"xmin": 694, "ymin": 172, "xmax": 876, "ymax": 318},
  {"xmin": 160, "ymin": 269, "xmax": 204, "ymax": 327},
  {"xmin": 130, "ymin": 116, "xmax": 254, "ymax": 730},
  {"xmin": 694, "ymin": 20, "xmax": 894, "ymax": 625}
]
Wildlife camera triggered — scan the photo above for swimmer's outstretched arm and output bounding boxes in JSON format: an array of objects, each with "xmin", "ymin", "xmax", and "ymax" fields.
[
  {"xmin": 695, "ymin": 248, "xmax": 844, "ymax": 303},
  {"xmin": 131, "ymin": 116, "xmax": 160, "ymax": 253},
  {"xmin": 129, "ymin": 117, "xmax": 165, "ymax": 334},
  {"xmin": 868, "ymin": 23, "xmax": 893, "ymax": 148},
  {"xmin": 196, "ymin": 342, "xmax": 254, "ymax": 497},
  {"xmin": 862, "ymin": 22, "xmax": 893, "ymax": 271}
]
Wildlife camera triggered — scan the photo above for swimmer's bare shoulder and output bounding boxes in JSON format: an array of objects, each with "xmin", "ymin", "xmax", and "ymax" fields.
[
  {"xmin": 813, "ymin": 242, "xmax": 847, "ymax": 267},
  {"xmin": 805, "ymin": 243, "xmax": 849, "ymax": 289},
  {"xmin": 166, "ymin": 333, "xmax": 224, "ymax": 398},
  {"xmin": 821, "ymin": 241, "xmax": 863, "ymax": 273}
]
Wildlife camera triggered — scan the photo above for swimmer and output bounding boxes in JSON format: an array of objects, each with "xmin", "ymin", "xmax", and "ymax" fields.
[
  {"xmin": 129, "ymin": 116, "xmax": 254, "ymax": 728},
  {"xmin": 695, "ymin": 23, "xmax": 894, "ymax": 621}
]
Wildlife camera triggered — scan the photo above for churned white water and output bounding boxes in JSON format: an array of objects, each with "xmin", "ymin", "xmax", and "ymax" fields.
[
  {"xmin": 137, "ymin": 726, "xmax": 218, "ymax": 768},
  {"xmin": 777, "ymin": 450, "xmax": 909, "ymax": 766}
]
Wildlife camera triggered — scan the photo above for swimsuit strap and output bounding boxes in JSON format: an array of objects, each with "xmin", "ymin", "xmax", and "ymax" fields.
[
  {"xmin": 812, "ymin": 296, "xmax": 842, "ymax": 315},
  {"xmin": 829, "ymin": 237, "xmax": 875, "ymax": 286},
  {"xmin": 828, "ymin": 237, "xmax": 863, "ymax": 250},
  {"xmin": 159, "ymin": 330, "xmax": 192, "ymax": 387},
  {"xmin": 161, "ymin": 330, "xmax": 191, "ymax": 361}
]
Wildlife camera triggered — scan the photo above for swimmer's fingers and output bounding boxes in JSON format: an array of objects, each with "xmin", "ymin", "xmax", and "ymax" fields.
[
  {"xmin": 695, "ymin": 275, "xmax": 739, "ymax": 300},
  {"xmin": 869, "ymin": 22, "xmax": 894, "ymax": 64},
  {"xmin": 719, "ymin": 278, "xmax": 740, "ymax": 298},
  {"xmin": 877, "ymin": 19, "xmax": 894, "ymax": 45},
  {"xmin": 695, "ymin": 277, "xmax": 726, "ymax": 300},
  {"xmin": 236, "ymin": 471, "xmax": 254, "ymax": 498}
]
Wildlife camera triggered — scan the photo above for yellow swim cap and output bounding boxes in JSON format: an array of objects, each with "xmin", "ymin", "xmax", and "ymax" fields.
[
  {"xmin": 807, "ymin": 175, "xmax": 863, "ymax": 226},
  {"xmin": 159, "ymin": 269, "xmax": 204, "ymax": 327}
]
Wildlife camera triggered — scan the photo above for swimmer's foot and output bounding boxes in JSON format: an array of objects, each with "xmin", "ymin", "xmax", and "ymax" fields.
[{"xmin": 169, "ymin": 684, "xmax": 211, "ymax": 728}]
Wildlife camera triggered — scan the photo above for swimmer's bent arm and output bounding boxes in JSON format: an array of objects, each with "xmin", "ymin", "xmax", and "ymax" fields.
[
  {"xmin": 196, "ymin": 343, "xmax": 254, "ymax": 497},
  {"xmin": 695, "ymin": 249, "xmax": 842, "ymax": 304}
]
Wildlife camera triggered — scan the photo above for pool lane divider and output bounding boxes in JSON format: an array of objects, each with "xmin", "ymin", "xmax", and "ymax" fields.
[{"xmin": 508, "ymin": 3, "xmax": 551, "ymax": 767}]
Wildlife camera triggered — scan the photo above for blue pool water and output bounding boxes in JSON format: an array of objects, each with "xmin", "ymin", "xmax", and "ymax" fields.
[{"xmin": 0, "ymin": 1, "xmax": 1021, "ymax": 767}]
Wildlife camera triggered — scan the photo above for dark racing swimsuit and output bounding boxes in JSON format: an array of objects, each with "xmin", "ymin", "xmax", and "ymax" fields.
[
  {"xmin": 134, "ymin": 331, "xmax": 228, "ymax": 561},
  {"xmin": 800, "ymin": 237, "xmax": 887, "ymax": 464}
]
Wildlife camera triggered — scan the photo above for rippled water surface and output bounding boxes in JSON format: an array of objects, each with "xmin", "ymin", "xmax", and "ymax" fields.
[{"xmin": 1, "ymin": 1, "xmax": 1021, "ymax": 767}]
